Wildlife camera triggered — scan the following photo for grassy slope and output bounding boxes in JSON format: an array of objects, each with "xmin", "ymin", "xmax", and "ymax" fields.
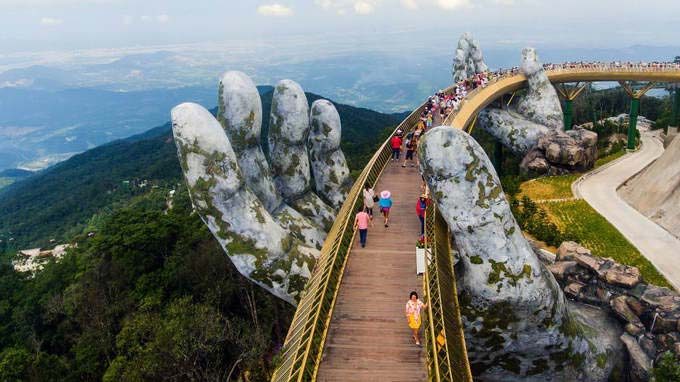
[{"xmin": 519, "ymin": 152, "xmax": 671, "ymax": 288}]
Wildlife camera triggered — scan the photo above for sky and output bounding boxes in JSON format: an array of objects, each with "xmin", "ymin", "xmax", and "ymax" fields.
[{"xmin": 1, "ymin": 0, "xmax": 680, "ymax": 55}]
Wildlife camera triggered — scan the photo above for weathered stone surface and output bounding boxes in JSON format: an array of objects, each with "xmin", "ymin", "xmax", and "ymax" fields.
[
  {"xmin": 639, "ymin": 336, "xmax": 657, "ymax": 358},
  {"xmin": 452, "ymin": 32, "xmax": 488, "ymax": 82},
  {"xmin": 268, "ymin": 80, "xmax": 338, "ymax": 230},
  {"xmin": 641, "ymin": 285, "xmax": 680, "ymax": 312},
  {"xmin": 171, "ymin": 103, "xmax": 318, "ymax": 305},
  {"xmin": 653, "ymin": 313, "xmax": 679, "ymax": 334},
  {"xmin": 557, "ymin": 241, "xmax": 588, "ymax": 261},
  {"xmin": 565, "ymin": 281, "xmax": 586, "ymax": 299},
  {"xmin": 308, "ymin": 100, "xmax": 352, "ymax": 209},
  {"xmin": 611, "ymin": 295, "xmax": 642, "ymax": 326},
  {"xmin": 620, "ymin": 333, "xmax": 652, "ymax": 382},
  {"xmin": 625, "ymin": 323, "xmax": 644, "ymax": 336},
  {"xmin": 419, "ymin": 126, "xmax": 612, "ymax": 381},
  {"xmin": 478, "ymin": 108, "xmax": 551, "ymax": 155},
  {"xmin": 472, "ymin": 45, "xmax": 598, "ymax": 176},
  {"xmin": 626, "ymin": 297, "xmax": 646, "ymax": 317},
  {"xmin": 604, "ymin": 264, "xmax": 642, "ymax": 288},
  {"xmin": 516, "ymin": 48, "xmax": 563, "ymax": 130},
  {"xmin": 218, "ymin": 72, "xmax": 328, "ymax": 251},
  {"xmin": 548, "ymin": 261, "xmax": 578, "ymax": 280},
  {"xmin": 574, "ymin": 252, "xmax": 605, "ymax": 275}
]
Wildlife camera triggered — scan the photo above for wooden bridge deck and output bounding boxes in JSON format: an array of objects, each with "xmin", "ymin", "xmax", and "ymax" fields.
[{"xmin": 317, "ymin": 161, "xmax": 427, "ymax": 382}]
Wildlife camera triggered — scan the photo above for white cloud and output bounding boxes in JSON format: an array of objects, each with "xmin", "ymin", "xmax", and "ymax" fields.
[
  {"xmin": 122, "ymin": 15, "xmax": 133, "ymax": 25},
  {"xmin": 40, "ymin": 17, "xmax": 63, "ymax": 26},
  {"xmin": 156, "ymin": 14, "xmax": 169, "ymax": 23},
  {"xmin": 354, "ymin": 1, "xmax": 375, "ymax": 14},
  {"xmin": 436, "ymin": 0, "xmax": 470, "ymax": 10},
  {"xmin": 257, "ymin": 3, "xmax": 294, "ymax": 17},
  {"xmin": 314, "ymin": 0, "xmax": 334, "ymax": 8},
  {"xmin": 401, "ymin": 0, "xmax": 419, "ymax": 9},
  {"xmin": 140, "ymin": 15, "xmax": 152, "ymax": 22}
]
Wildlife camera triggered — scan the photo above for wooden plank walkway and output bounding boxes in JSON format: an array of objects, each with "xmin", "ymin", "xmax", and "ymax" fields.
[{"xmin": 317, "ymin": 160, "xmax": 427, "ymax": 382}]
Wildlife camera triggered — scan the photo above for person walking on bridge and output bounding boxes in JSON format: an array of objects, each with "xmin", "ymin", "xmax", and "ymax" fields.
[
  {"xmin": 405, "ymin": 291, "xmax": 427, "ymax": 346},
  {"xmin": 362, "ymin": 184, "xmax": 375, "ymax": 226},
  {"xmin": 379, "ymin": 190, "xmax": 393, "ymax": 228},
  {"xmin": 390, "ymin": 134, "xmax": 402, "ymax": 161},
  {"xmin": 355, "ymin": 207, "xmax": 370, "ymax": 248},
  {"xmin": 415, "ymin": 194, "xmax": 430, "ymax": 236}
]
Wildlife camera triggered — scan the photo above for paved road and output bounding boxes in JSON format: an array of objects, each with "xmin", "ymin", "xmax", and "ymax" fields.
[{"xmin": 574, "ymin": 132, "xmax": 680, "ymax": 290}]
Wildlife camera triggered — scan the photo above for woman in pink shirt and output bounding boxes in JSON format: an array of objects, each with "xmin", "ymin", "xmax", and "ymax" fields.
[{"xmin": 355, "ymin": 208, "xmax": 370, "ymax": 248}]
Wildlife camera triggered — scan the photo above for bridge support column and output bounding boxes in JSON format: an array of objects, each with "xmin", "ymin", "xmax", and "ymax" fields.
[
  {"xmin": 563, "ymin": 99, "xmax": 573, "ymax": 131},
  {"xmin": 672, "ymin": 87, "xmax": 680, "ymax": 128},
  {"xmin": 556, "ymin": 83, "xmax": 586, "ymax": 131},
  {"xmin": 619, "ymin": 81, "xmax": 656, "ymax": 150},
  {"xmin": 628, "ymin": 97, "xmax": 640, "ymax": 150}
]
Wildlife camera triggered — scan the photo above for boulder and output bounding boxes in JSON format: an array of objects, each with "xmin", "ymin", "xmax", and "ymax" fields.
[
  {"xmin": 625, "ymin": 323, "xmax": 644, "ymax": 336},
  {"xmin": 604, "ymin": 264, "xmax": 642, "ymax": 288},
  {"xmin": 565, "ymin": 281, "xmax": 586, "ymax": 299},
  {"xmin": 574, "ymin": 252, "xmax": 606, "ymax": 276},
  {"xmin": 557, "ymin": 241, "xmax": 583, "ymax": 261},
  {"xmin": 652, "ymin": 312, "xmax": 680, "ymax": 334},
  {"xmin": 641, "ymin": 286, "xmax": 680, "ymax": 312},
  {"xmin": 620, "ymin": 333, "xmax": 652, "ymax": 382},
  {"xmin": 610, "ymin": 296, "xmax": 642, "ymax": 326},
  {"xmin": 548, "ymin": 261, "xmax": 579, "ymax": 280},
  {"xmin": 626, "ymin": 297, "xmax": 646, "ymax": 317}
]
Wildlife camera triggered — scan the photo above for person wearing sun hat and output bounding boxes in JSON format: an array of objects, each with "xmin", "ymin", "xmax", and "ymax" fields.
[{"xmin": 378, "ymin": 190, "xmax": 393, "ymax": 227}]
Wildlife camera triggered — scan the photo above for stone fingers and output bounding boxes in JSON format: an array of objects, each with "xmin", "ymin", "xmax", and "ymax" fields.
[
  {"xmin": 269, "ymin": 80, "xmax": 336, "ymax": 230},
  {"xmin": 218, "ymin": 72, "xmax": 326, "ymax": 248},
  {"xmin": 308, "ymin": 99, "xmax": 351, "ymax": 210},
  {"xmin": 171, "ymin": 102, "xmax": 317, "ymax": 305}
]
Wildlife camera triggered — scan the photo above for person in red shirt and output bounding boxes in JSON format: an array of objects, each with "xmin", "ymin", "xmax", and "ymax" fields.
[
  {"xmin": 390, "ymin": 134, "xmax": 402, "ymax": 161},
  {"xmin": 415, "ymin": 194, "xmax": 430, "ymax": 236}
]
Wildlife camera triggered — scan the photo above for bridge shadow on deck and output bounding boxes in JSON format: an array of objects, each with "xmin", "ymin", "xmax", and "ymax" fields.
[{"xmin": 317, "ymin": 161, "xmax": 427, "ymax": 382}]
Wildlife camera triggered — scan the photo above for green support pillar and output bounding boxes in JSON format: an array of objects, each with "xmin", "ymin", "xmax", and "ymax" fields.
[
  {"xmin": 628, "ymin": 97, "xmax": 640, "ymax": 150},
  {"xmin": 672, "ymin": 88, "xmax": 680, "ymax": 127},
  {"xmin": 563, "ymin": 98, "xmax": 573, "ymax": 131},
  {"xmin": 493, "ymin": 141, "xmax": 504, "ymax": 176}
]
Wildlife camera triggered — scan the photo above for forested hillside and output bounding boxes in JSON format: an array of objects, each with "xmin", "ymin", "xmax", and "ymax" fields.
[{"xmin": 0, "ymin": 90, "xmax": 407, "ymax": 250}]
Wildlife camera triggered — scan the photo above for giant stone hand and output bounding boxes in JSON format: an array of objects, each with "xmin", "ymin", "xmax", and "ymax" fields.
[
  {"xmin": 172, "ymin": 72, "xmax": 351, "ymax": 305},
  {"xmin": 452, "ymin": 34, "xmax": 598, "ymax": 175},
  {"xmin": 419, "ymin": 127, "xmax": 620, "ymax": 381}
]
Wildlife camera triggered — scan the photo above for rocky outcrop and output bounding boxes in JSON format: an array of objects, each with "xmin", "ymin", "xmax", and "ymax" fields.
[
  {"xmin": 419, "ymin": 126, "xmax": 617, "ymax": 381},
  {"xmin": 171, "ymin": 73, "xmax": 351, "ymax": 305},
  {"xmin": 520, "ymin": 128, "xmax": 598, "ymax": 175},
  {"xmin": 452, "ymin": 32, "xmax": 489, "ymax": 83},
  {"xmin": 543, "ymin": 241, "xmax": 680, "ymax": 381},
  {"xmin": 620, "ymin": 131, "xmax": 680, "ymax": 238}
]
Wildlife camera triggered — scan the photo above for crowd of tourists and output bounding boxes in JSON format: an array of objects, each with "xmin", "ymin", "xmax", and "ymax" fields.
[{"xmin": 353, "ymin": 58, "xmax": 680, "ymax": 348}]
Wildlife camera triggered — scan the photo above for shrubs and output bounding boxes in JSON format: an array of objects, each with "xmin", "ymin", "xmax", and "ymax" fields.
[
  {"xmin": 653, "ymin": 351, "xmax": 680, "ymax": 382},
  {"xmin": 511, "ymin": 196, "xmax": 572, "ymax": 247}
]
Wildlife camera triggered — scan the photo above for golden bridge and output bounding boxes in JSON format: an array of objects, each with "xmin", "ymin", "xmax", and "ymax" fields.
[{"xmin": 271, "ymin": 64, "xmax": 680, "ymax": 382}]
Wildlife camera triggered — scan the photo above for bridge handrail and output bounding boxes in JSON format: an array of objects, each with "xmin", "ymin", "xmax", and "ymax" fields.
[
  {"xmin": 271, "ymin": 84, "xmax": 449, "ymax": 382},
  {"xmin": 443, "ymin": 63, "xmax": 680, "ymax": 128}
]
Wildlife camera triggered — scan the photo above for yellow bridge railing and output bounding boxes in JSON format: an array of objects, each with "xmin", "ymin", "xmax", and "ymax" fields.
[
  {"xmin": 422, "ymin": 203, "xmax": 473, "ymax": 382},
  {"xmin": 271, "ymin": 92, "xmax": 431, "ymax": 382}
]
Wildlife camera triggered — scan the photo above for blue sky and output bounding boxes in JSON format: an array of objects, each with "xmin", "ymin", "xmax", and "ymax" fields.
[{"xmin": 1, "ymin": 0, "xmax": 679, "ymax": 53}]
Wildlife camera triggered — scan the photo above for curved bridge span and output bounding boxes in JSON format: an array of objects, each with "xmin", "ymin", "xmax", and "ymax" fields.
[
  {"xmin": 271, "ymin": 64, "xmax": 680, "ymax": 382},
  {"xmin": 445, "ymin": 65, "xmax": 680, "ymax": 131}
]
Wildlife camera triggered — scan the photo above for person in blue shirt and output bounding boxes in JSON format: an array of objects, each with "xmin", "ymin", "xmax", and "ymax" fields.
[{"xmin": 379, "ymin": 190, "xmax": 393, "ymax": 228}]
